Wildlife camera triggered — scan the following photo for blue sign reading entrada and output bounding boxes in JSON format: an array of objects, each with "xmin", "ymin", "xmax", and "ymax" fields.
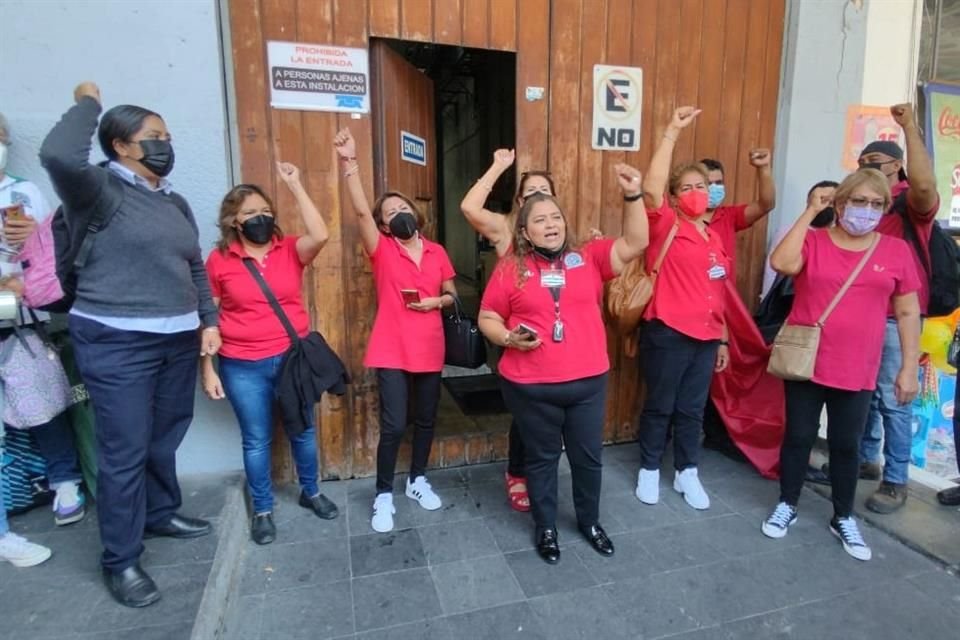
[{"xmin": 400, "ymin": 130, "xmax": 427, "ymax": 166}]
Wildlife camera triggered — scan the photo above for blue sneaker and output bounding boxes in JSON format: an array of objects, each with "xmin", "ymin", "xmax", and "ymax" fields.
[{"xmin": 54, "ymin": 481, "xmax": 86, "ymax": 526}]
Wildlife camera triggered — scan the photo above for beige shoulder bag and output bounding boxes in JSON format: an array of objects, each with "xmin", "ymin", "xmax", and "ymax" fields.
[{"xmin": 767, "ymin": 234, "xmax": 880, "ymax": 381}]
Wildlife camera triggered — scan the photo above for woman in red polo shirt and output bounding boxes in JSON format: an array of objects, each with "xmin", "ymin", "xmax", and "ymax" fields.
[
  {"xmin": 203, "ymin": 162, "xmax": 338, "ymax": 546},
  {"xmin": 460, "ymin": 150, "xmax": 558, "ymax": 513},
  {"xmin": 334, "ymin": 128, "xmax": 458, "ymax": 534},
  {"xmin": 478, "ymin": 163, "xmax": 648, "ymax": 564},
  {"xmin": 634, "ymin": 107, "xmax": 730, "ymax": 512},
  {"xmin": 762, "ymin": 169, "xmax": 920, "ymax": 561}
]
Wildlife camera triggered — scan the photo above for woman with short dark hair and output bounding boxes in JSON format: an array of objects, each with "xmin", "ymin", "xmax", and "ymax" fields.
[{"xmin": 39, "ymin": 81, "xmax": 220, "ymax": 607}]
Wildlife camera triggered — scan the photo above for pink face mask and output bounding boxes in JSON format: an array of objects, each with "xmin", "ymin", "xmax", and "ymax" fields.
[{"xmin": 677, "ymin": 190, "xmax": 709, "ymax": 218}]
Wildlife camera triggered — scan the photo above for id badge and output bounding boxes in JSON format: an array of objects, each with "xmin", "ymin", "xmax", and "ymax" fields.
[
  {"xmin": 540, "ymin": 268, "xmax": 566, "ymax": 288},
  {"xmin": 552, "ymin": 320, "xmax": 565, "ymax": 343},
  {"xmin": 707, "ymin": 264, "xmax": 727, "ymax": 280}
]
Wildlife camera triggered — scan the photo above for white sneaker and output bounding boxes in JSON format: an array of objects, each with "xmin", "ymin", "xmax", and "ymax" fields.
[
  {"xmin": 53, "ymin": 480, "xmax": 86, "ymax": 526},
  {"xmin": 761, "ymin": 502, "xmax": 798, "ymax": 539},
  {"xmin": 635, "ymin": 468, "xmax": 660, "ymax": 505},
  {"xmin": 0, "ymin": 532, "xmax": 52, "ymax": 567},
  {"xmin": 405, "ymin": 476, "xmax": 442, "ymax": 511},
  {"xmin": 673, "ymin": 468, "xmax": 710, "ymax": 510},
  {"xmin": 830, "ymin": 517, "xmax": 872, "ymax": 561},
  {"xmin": 371, "ymin": 493, "xmax": 395, "ymax": 533}
]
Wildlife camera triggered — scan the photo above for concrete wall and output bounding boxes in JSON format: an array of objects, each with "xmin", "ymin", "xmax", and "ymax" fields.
[{"xmin": 0, "ymin": 0, "xmax": 241, "ymax": 473}]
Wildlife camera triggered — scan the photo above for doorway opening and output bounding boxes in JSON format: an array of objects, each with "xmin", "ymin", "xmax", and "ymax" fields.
[{"xmin": 371, "ymin": 38, "xmax": 517, "ymax": 451}]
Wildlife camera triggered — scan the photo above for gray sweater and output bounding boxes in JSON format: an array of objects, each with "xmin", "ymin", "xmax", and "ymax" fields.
[{"xmin": 39, "ymin": 97, "xmax": 218, "ymax": 327}]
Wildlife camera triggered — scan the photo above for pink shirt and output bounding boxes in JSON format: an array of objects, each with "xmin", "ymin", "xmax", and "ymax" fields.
[
  {"xmin": 787, "ymin": 229, "xmax": 921, "ymax": 391},
  {"xmin": 364, "ymin": 234, "xmax": 456, "ymax": 372},
  {"xmin": 481, "ymin": 239, "xmax": 617, "ymax": 384}
]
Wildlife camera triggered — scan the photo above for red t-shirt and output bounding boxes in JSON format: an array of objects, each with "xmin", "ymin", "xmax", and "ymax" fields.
[
  {"xmin": 364, "ymin": 234, "xmax": 456, "ymax": 372},
  {"xmin": 706, "ymin": 204, "xmax": 749, "ymax": 284},
  {"xmin": 876, "ymin": 180, "xmax": 940, "ymax": 315},
  {"xmin": 787, "ymin": 229, "xmax": 921, "ymax": 391},
  {"xmin": 480, "ymin": 238, "xmax": 617, "ymax": 384},
  {"xmin": 206, "ymin": 236, "xmax": 310, "ymax": 361},
  {"xmin": 643, "ymin": 202, "xmax": 730, "ymax": 341}
]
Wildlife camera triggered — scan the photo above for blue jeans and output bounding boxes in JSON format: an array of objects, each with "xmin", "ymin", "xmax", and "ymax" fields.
[
  {"xmin": 860, "ymin": 319, "xmax": 913, "ymax": 485},
  {"xmin": 30, "ymin": 411, "xmax": 82, "ymax": 487},
  {"xmin": 219, "ymin": 354, "xmax": 319, "ymax": 514}
]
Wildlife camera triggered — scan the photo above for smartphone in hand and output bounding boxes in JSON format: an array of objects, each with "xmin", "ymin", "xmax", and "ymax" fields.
[
  {"xmin": 1, "ymin": 204, "xmax": 25, "ymax": 224},
  {"xmin": 401, "ymin": 289, "xmax": 421, "ymax": 305},
  {"xmin": 515, "ymin": 323, "xmax": 539, "ymax": 340}
]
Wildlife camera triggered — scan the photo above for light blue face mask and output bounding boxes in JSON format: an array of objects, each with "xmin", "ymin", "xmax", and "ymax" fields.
[
  {"xmin": 838, "ymin": 205, "xmax": 882, "ymax": 236},
  {"xmin": 707, "ymin": 183, "xmax": 725, "ymax": 209}
]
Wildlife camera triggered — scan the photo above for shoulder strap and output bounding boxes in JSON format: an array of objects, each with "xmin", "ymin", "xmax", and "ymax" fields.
[
  {"xmin": 650, "ymin": 222, "xmax": 681, "ymax": 276},
  {"xmin": 242, "ymin": 258, "xmax": 300, "ymax": 344},
  {"xmin": 817, "ymin": 233, "xmax": 880, "ymax": 326},
  {"xmin": 72, "ymin": 171, "xmax": 125, "ymax": 270}
]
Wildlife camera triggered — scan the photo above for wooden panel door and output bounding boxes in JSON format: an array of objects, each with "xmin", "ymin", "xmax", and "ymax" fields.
[{"xmin": 370, "ymin": 40, "xmax": 438, "ymax": 239}]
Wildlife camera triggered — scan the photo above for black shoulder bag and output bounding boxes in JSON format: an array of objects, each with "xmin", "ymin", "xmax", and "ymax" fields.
[{"xmin": 443, "ymin": 295, "xmax": 487, "ymax": 369}]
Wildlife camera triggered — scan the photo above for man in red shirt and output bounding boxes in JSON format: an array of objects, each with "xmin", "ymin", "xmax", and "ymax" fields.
[
  {"xmin": 700, "ymin": 149, "xmax": 777, "ymax": 289},
  {"xmin": 856, "ymin": 104, "xmax": 939, "ymax": 514}
]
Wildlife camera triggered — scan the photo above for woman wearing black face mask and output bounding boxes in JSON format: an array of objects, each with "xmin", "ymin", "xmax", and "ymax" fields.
[
  {"xmin": 203, "ymin": 165, "xmax": 338, "ymax": 546},
  {"xmin": 334, "ymin": 128, "xmax": 458, "ymax": 534},
  {"xmin": 38, "ymin": 82, "xmax": 220, "ymax": 607}
]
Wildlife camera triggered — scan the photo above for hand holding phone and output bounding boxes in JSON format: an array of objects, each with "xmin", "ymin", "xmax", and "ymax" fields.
[
  {"xmin": 515, "ymin": 323, "xmax": 539, "ymax": 339},
  {"xmin": 401, "ymin": 289, "xmax": 421, "ymax": 305}
]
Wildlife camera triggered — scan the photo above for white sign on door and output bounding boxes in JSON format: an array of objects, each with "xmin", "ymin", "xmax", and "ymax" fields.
[
  {"xmin": 592, "ymin": 65, "xmax": 643, "ymax": 151},
  {"xmin": 267, "ymin": 41, "xmax": 370, "ymax": 114}
]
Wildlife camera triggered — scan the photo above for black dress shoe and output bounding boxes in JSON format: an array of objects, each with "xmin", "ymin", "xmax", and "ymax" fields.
[
  {"xmin": 251, "ymin": 513, "xmax": 276, "ymax": 545},
  {"xmin": 299, "ymin": 491, "xmax": 339, "ymax": 520},
  {"xmin": 937, "ymin": 485, "xmax": 960, "ymax": 506},
  {"xmin": 581, "ymin": 524, "xmax": 615, "ymax": 556},
  {"xmin": 102, "ymin": 563, "xmax": 161, "ymax": 608},
  {"xmin": 535, "ymin": 528, "xmax": 560, "ymax": 564},
  {"xmin": 144, "ymin": 514, "xmax": 212, "ymax": 539}
]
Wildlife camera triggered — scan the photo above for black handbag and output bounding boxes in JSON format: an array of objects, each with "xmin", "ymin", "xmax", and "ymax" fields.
[
  {"xmin": 443, "ymin": 295, "xmax": 487, "ymax": 369},
  {"xmin": 948, "ymin": 324, "xmax": 960, "ymax": 368}
]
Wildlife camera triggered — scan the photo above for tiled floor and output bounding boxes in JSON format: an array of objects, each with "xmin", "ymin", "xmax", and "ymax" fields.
[{"xmin": 228, "ymin": 447, "xmax": 960, "ymax": 640}]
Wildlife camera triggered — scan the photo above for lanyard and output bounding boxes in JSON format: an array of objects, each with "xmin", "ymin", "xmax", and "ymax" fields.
[{"xmin": 535, "ymin": 256, "xmax": 565, "ymax": 343}]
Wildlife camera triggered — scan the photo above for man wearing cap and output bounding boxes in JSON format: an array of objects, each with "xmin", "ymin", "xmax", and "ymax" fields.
[{"xmin": 855, "ymin": 103, "xmax": 939, "ymax": 514}]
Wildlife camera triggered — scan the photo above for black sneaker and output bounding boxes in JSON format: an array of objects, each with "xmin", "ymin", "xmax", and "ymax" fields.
[
  {"xmin": 251, "ymin": 513, "xmax": 276, "ymax": 545},
  {"xmin": 761, "ymin": 502, "xmax": 797, "ymax": 539},
  {"xmin": 830, "ymin": 516, "xmax": 872, "ymax": 561}
]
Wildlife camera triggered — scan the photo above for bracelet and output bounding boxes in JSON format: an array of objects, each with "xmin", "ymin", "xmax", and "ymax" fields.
[
  {"xmin": 662, "ymin": 133, "xmax": 678, "ymax": 142},
  {"xmin": 342, "ymin": 162, "xmax": 359, "ymax": 178},
  {"xmin": 340, "ymin": 156, "xmax": 357, "ymax": 162},
  {"xmin": 623, "ymin": 192, "xmax": 643, "ymax": 202}
]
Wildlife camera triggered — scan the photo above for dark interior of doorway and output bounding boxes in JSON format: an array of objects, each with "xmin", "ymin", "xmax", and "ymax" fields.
[{"xmin": 382, "ymin": 39, "xmax": 515, "ymax": 428}]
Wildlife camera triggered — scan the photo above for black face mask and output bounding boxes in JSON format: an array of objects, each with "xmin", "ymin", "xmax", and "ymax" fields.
[
  {"xmin": 532, "ymin": 243, "xmax": 566, "ymax": 262},
  {"xmin": 388, "ymin": 211, "xmax": 418, "ymax": 240},
  {"xmin": 239, "ymin": 215, "xmax": 275, "ymax": 245},
  {"xmin": 138, "ymin": 139, "xmax": 175, "ymax": 177},
  {"xmin": 811, "ymin": 206, "xmax": 835, "ymax": 228},
  {"xmin": 859, "ymin": 161, "xmax": 898, "ymax": 178}
]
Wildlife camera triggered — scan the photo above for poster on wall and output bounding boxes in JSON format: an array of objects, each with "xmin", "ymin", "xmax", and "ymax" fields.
[
  {"xmin": 841, "ymin": 105, "xmax": 902, "ymax": 172},
  {"xmin": 592, "ymin": 65, "xmax": 643, "ymax": 151},
  {"xmin": 267, "ymin": 41, "xmax": 369, "ymax": 114},
  {"xmin": 922, "ymin": 82, "xmax": 960, "ymax": 229}
]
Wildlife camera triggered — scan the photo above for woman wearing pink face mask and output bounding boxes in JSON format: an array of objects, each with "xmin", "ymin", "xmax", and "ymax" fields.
[
  {"xmin": 633, "ymin": 107, "xmax": 730, "ymax": 512},
  {"xmin": 761, "ymin": 169, "xmax": 920, "ymax": 561}
]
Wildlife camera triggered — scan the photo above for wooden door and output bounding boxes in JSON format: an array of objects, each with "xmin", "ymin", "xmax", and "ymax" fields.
[{"xmin": 370, "ymin": 41, "xmax": 438, "ymax": 238}]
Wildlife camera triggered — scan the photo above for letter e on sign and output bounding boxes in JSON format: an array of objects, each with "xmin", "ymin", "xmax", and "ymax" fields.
[
  {"xmin": 400, "ymin": 130, "xmax": 427, "ymax": 166},
  {"xmin": 592, "ymin": 65, "xmax": 642, "ymax": 151}
]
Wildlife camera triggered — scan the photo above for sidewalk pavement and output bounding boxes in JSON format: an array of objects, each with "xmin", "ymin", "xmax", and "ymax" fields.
[{"xmin": 2, "ymin": 447, "xmax": 958, "ymax": 640}]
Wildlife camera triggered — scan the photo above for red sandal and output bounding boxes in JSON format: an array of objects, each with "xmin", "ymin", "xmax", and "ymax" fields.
[{"xmin": 505, "ymin": 472, "xmax": 531, "ymax": 512}]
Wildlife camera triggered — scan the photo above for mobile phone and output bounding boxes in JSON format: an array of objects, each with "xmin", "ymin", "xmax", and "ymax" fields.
[
  {"xmin": 401, "ymin": 289, "xmax": 421, "ymax": 304},
  {"xmin": 515, "ymin": 323, "xmax": 539, "ymax": 339},
  {"xmin": 1, "ymin": 204, "xmax": 25, "ymax": 222}
]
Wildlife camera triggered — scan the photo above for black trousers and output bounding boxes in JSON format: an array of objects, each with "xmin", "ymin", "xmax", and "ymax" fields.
[
  {"xmin": 375, "ymin": 368, "xmax": 441, "ymax": 493},
  {"xmin": 780, "ymin": 380, "xmax": 872, "ymax": 517},
  {"xmin": 507, "ymin": 419, "xmax": 525, "ymax": 477},
  {"xmin": 68, "ymin": 315, "xmax": 198, "ymax": 572},
  {"xmin": 500, "ymin": 373, "xmax": 608, "ymax": 532},
  {"xmin": 638, "ymin": 321, "xmax": 719, "ymax": 471}
]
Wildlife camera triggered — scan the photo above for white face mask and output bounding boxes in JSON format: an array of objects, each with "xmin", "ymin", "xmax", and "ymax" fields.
[{"xmin": 0, "ymin": 142, "xmax": 8, "ymax": 173}]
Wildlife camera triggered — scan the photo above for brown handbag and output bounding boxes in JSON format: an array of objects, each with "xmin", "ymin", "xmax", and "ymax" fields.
[
  {"xmin": 605, "ymin": 222, "xmax": 680, "ymax": 357},
  {"xmin": 767, "ymin": 234, "xmax": 880, "ymax": 381}
]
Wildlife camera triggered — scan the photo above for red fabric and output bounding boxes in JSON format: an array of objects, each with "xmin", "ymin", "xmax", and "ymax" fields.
[
  {"xmin": 788, "ymin": 230, "xmax": 920, "ymax": 391},
  {"xmin": 706, "ymin": 204, "xmax": 749, "ymax": 284},
  {"xmin": 709, "ymin": 279, "xmax": 784, "ymax": 479},
  {"xmin": 365, "ymin": 234, "xmax": 456, "ymax": 372},
  {"xmin": 206, "ymin": 236, "xmax": 310, "ymax": 361},
  {"xmin": 480, "ymin": 239, "xmax": 617, "ymax": 384},
  {"xmin": 876, "ymin": 180, "xmax": 940, "ymax": 314},
  {"xmin": 643, "ymin": 201, "xmax": 729, "ymax": 340}
]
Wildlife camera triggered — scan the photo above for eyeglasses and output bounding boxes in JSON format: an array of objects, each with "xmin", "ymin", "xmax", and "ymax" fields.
[{"xmin": 847, "ymin": 196, "xmax": 887, "ymax": 211}]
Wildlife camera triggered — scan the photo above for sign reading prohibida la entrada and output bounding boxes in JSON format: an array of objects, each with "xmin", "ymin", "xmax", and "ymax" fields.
[
  {"xmin": 592, "ymin": 65, "xmax": 643, "ymax": 151},
  {"xmin": 267, "ymin": 41, "xmax": 369, "ymax": 114}
]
